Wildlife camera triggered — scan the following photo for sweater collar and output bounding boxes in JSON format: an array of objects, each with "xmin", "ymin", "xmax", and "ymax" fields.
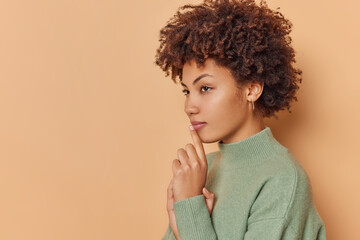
[{"xmin": 217, "ymin": 126, "xmax": 277, "ymax": 165}]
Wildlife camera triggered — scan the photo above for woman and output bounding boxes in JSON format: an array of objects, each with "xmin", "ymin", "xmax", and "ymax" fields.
[{"xmin": 155, "ymin": 0, "xmax": 326, "ymax": 239}]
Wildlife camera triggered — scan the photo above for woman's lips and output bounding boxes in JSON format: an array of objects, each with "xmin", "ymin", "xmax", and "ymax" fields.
[{"xmin": 192, "ymin": 122, "xmax": 207, "ymax": 130}]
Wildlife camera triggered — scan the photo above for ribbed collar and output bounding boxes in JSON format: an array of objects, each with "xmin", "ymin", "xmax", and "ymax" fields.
[{"xmin": 217, "ymin": 126, "xmax": 278, "ymax": 167}]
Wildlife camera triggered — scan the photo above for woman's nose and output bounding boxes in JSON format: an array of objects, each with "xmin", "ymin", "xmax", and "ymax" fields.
[{"xmin": 184, "ymin": 99, "xmax": 200, "ymax": 116}]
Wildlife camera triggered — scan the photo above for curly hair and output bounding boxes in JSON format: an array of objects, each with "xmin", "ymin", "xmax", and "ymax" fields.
[{"xmin": 155, "ymin": 0, "xmax": 302, "ymax": 118}]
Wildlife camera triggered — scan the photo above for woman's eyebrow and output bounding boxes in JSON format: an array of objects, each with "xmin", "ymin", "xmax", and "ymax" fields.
[{"xmin": 180, "ymin": 73, "xmax": 214, "ymax": 87}]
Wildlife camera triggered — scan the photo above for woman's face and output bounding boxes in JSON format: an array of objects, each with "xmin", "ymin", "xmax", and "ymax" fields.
[{"xmin": 181, "ymin": 58, "xmax": 252, "ymax": 144}]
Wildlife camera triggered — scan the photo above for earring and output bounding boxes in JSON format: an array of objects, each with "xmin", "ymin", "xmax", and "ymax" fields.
[{"xmin": 250, "ymin": 100, "xmax": 255, "ymax": 111}]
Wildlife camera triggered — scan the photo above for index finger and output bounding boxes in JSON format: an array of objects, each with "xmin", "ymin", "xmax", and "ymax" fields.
[{"xmin": 189, "ymin": 125, "xmax": 206, "ymax": 164}]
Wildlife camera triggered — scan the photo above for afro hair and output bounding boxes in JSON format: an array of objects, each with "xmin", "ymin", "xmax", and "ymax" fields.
[{"xmin": 155, "ymin": 0, "xmax": 302, "ymax": 118}]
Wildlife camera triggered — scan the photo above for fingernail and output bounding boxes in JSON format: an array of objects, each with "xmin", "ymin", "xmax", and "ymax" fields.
[
  {"xmin": 189, "ymin": 125, "xmax": 194, "ymax": 131},
  {"xmin": 204, "ymin": 188, "xmax": 209, "ymax": 194}
]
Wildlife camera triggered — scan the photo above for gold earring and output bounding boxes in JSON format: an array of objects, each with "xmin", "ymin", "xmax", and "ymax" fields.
[{"xmin": 250, "ymin": 101, "xmax": 255, "ymax": 111}]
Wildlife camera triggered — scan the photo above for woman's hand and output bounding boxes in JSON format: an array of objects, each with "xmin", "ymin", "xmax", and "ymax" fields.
[
  {"xmin": 167, "ymin": 179, "xmax": 215, "ymax": 240},
  {"xmin": 202, "ymin": 187, "xmax": 215, "ymax": 215},
  {"xmin": 172, "ymin": 126, "xmax": 208, "ymax": 202},
  {"xmin": 167, "ymin": 126, "xmax": 215, "ymax": 239}
]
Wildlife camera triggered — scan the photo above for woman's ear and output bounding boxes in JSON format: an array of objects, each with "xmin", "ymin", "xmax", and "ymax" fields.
[{"xmin": 246, "ymin": 82, "xmax": 264, "ymax": 102}]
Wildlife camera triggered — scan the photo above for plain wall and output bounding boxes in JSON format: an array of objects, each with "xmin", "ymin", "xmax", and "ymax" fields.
[{"xmin": 0, "ymin": 0, "xmax": 359, "ymax": 239}]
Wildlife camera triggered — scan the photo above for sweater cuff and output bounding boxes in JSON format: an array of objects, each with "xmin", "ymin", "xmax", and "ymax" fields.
[{"xmin": 173, "ymin": 194, "xmax": 217, "ymax": 240}]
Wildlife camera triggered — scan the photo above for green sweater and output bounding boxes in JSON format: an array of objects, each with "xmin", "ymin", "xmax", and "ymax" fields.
[{"xmin": 161, "ymin": 126, "xmax": 326, "ymax": 240}]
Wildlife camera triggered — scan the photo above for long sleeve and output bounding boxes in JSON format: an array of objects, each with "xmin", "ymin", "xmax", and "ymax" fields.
[{"xmin": 173, "ymin": 194, "xmax": 217, "ymax": 240}]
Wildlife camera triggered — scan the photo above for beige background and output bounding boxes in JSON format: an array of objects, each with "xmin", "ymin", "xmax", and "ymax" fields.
[{"xmin": 0, "ymin": 0, "xmax": 359, "ymax": 239}]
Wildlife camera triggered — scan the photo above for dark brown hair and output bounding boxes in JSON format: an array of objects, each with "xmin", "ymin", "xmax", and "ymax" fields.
[{"xmin": 155, "ymin": 0, "xmax": 302, "ymax": 118}]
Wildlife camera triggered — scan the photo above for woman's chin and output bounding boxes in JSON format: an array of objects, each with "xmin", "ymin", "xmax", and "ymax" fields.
[{"xmin": 198, "ymin": 133, "xmax": 220, "ymax": 144}]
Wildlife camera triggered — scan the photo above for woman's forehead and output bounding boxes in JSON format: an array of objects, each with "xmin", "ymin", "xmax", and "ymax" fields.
[{"xmin": 182, "ymin": 60, "xmax": 234, "ymax": 83}]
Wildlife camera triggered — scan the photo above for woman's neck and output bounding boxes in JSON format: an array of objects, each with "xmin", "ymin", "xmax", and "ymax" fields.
[{"xmin": 220, "ymin": 112, "xmax": 265, "ymax": 144}]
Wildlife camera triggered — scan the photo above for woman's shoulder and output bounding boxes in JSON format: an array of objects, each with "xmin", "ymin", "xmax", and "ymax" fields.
[
  {"xmin": 248, "ymin": 150, "xmax": 319, "ymax": 224},
  {"xmin": 262, "ymin": 152, "xmax": 318, "ymax": 216},
  {"xmin": 259, "ymin": 146, "xmax": 312, "ymax": 192}
]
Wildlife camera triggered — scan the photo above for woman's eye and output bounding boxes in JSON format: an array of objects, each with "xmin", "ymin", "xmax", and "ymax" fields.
[
  {"xmin": 201, "ymin": 86, "xmax": 212, "ymax": 92},
  {"xmin": 182, "ymin": 86, "xmax": 212, "ymax": 96}
]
